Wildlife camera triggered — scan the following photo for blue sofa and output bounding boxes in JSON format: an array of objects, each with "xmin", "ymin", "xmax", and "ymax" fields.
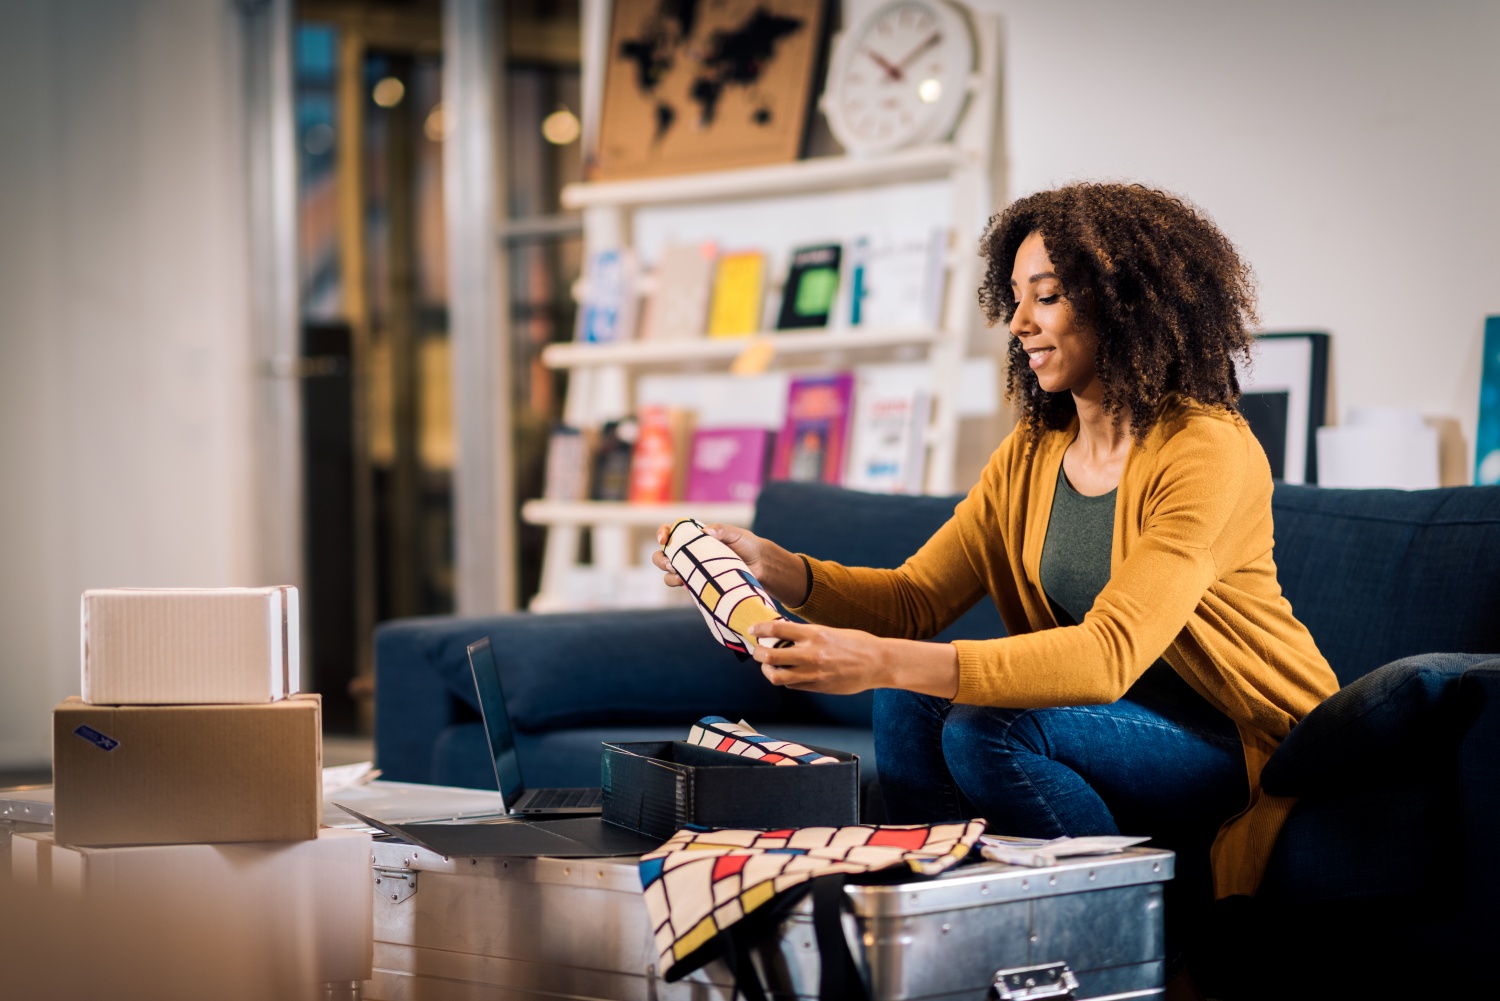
[{"xmin": 375, "ymin": 479, "xmax": 1500, "ymax": 994}]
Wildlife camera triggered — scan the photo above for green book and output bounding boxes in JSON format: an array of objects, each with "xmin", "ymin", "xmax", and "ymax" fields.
[{"xmin": 775, "ymin": 244, "xmax": 842, "ymax": 330}]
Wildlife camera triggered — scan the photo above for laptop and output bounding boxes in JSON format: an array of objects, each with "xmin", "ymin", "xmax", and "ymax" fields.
[{"xmin": 467, "ymin": 637, "xmax": 604, "ymax": 816}]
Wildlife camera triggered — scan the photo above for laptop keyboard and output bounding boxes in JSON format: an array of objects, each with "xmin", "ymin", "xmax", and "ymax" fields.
[{"xmin": 525, "ymin": 787, "xmax": 603, "ymax": 811}]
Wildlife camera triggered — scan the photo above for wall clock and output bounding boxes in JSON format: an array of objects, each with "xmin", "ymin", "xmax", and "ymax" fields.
[{"xmin": 821, "ymin": 0, "xmax": 977, "ymax": 156}]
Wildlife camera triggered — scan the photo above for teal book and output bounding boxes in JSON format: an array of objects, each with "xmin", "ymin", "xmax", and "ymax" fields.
[{"xmin": 1478, "ymin": 316, "xmax": 1500, "ymax": 485}]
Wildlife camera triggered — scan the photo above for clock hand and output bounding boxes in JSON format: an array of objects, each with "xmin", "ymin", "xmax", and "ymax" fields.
[
  {"xmin": 861, "ymin": 46, "xmax": 903, "ymax": 82},
  {"xmin": 894, "ymin": 32, "xmax": 942, "ymax": 70}
]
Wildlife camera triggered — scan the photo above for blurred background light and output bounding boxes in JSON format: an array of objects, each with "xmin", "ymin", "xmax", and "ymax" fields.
[
  {"xmin": 423, "ymin": 102, "xmax": 451, "ymax": 142},
  {"xmin": 541, "ymin": 106, "xmax": 580, "ymax": 145},
  {"xmin": 372, "ymin": 76, "xmax": 405, "ymax": 108}
]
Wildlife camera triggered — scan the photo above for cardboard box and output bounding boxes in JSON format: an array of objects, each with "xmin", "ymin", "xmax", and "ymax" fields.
[
  {"xmin": 53, "ymin": 694, "xmax": 322, "ymax": 846},
  {"xmin": 602, "ymin": 740, "xmax": 859, "ymax": 840},
  {"xmin": 9, "ymin": 828, "xmax": 372, "ymax": 1000},
  {"xmin": 81, "ymin": 586, "xmax": 300, "ymax": 704}
]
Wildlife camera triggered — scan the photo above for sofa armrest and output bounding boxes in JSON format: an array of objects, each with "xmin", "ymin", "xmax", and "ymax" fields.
[{"xmin": 374, "ymin": 614, "xmax": 491, "ymax": 783}]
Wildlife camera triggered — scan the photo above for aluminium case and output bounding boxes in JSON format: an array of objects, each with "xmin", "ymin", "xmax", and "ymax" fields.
[{"xmin": 367, "ymin": 837, "xmax": 1171, "ymax": 1000}]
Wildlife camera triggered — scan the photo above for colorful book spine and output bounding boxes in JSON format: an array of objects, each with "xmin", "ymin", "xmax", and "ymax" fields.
[
  {"xmin": 845, "ymin": 386, "xmax": 930, "ymax": 494},
  {"xmin": 769, "ymin": 372, "xmax": 855, "ymax": 485},
  {"xmin": 576, "ymin": 249, "xmax": 637, "ymax": 343},
  {"xmin": 776, "ymin": 243, "xmax": 842, "ymax": 330},
  {"xmin": 706, "ymin": 250, "xmax": 766, "ymax": 338},
  {"xmin": 684, "ymin": 428, "xmax": 773, "ymax": 503},
  {"xmin": 639, "ymin": 241, "xmax": 717, "ymax": 341},
  {"xmin": 627, "ymin": 406, "xmax": 693, "ymax": 503}
]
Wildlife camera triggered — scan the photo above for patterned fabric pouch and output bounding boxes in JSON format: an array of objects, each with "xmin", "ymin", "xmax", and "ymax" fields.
[
  {"xmin": 688, "ymin": 716, "xmax": 840, "ymax": 765},
  {"xmin": 662, "ymin": 517, "xmax": 793, "ymax": 659},
  {"xmin": 641, "ymin": 820, "xmax": 986, "ymax": 999}
]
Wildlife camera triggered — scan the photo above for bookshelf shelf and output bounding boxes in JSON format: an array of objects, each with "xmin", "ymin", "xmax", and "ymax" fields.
[
  {"xmin": 541, "ymin": 327, "xmax": 947, "ymax": 370},
  {"xmin": 522, "ymin": 499, "xmax": 754, "ymax": 528},
  {"xmin": 560, "ymin": 145, "xmax": 970, "ymax": 210}
]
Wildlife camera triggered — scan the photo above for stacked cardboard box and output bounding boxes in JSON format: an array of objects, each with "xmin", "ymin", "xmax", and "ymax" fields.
[
  {"xmin": 57, "ymin": 587, "xmax": 321, "ymax": 847},
  {"xmin": 17, "ymin": 586, "xmax": 373, "ymax": 996}
]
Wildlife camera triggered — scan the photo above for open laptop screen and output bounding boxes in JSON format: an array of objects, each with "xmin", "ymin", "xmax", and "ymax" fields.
[{"xmin": 466, "ymin": 637, "xmax": 524, "ymax": 805}]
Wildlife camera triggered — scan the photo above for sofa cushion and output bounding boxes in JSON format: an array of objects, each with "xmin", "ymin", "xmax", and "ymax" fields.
[
  {"xmin": 1258, "ymin": 783, "xmax": 1453, "ymax": 904},
  {"xmin": 1270, "ymin": 484, "xmax": 1500, "ymax": 685},
  {"xmin": 1262, "ymin": 652, "xmax": 1496, "ymax": 797},
  {"xmin": 488, "ymin": 607, "xmax": 792, "ymax": 732}
]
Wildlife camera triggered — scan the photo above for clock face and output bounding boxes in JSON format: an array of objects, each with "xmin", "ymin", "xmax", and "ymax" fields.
[{"xmin": 824, "ymin": 0, "xmax": 975, "ymax": 155}]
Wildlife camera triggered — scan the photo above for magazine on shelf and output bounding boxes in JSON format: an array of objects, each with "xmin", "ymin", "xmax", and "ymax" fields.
[
  {"xmin": 706, "ymin": 250, "xmax": 767, "ymax": 338},
  {"xmin": 627, "ymin": 406, "xmax": 695, "ymax": 503},
  {"xmin": 848, "ymin": 228, "xmax": 947, "ymax": 330},
  {"xmin": 639, "ymin": 241, "xmax": 717, "ymax": 341},
  {"xmin": 684, "ymin": 428, "xmax": 775, "ymax": 503},
  {"xmin": 576, "ymin": 248, "xmax": 639, "ymax": 344},
  {"xmin": 770, "ymin": 372, "xmax": 855, "ymax": 485},
  {"xmin": 776, "ymin": 243, "xmax": 842, "ymax": 330},
  {"xmin": 844, "ymin": 382, "xmax": 930, "ymax": 494},
  {"xmin": 542, "ymin": 426, "xmax": 592, "ymax": 502}
]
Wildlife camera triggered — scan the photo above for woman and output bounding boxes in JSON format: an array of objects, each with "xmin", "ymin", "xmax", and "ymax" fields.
[{"xmin": 654, "ymin": 183, "xmax": 1338, "ymax": 979}]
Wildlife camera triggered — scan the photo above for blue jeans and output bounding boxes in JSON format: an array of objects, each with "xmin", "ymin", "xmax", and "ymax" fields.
[{"xmin": 873, "ymin": 678, "xmax": 1247, "ymax": 968}]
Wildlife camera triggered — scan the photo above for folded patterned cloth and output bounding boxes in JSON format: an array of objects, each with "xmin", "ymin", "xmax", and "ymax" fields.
[
  {"xmin": 662, "ymin": 517, "xmax": 792, "ymax": 659},
  {"xmin": 641, "ymin": 820, "xmax": 986, "ymax": 982},
  {"xmin": 688, "ymin": 716, "xmax": 839, "ymax": 765}
]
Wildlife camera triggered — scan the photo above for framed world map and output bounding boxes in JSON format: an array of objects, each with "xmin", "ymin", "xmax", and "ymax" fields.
[{"xmin": 592, "ymin": 0, "xmax": 828, "ymax": 181}]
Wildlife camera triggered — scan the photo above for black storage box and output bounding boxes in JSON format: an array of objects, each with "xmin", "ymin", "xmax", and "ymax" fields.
[{"xmin": 601, "ymin": 740, "xmax": 859, "ymax": 840}]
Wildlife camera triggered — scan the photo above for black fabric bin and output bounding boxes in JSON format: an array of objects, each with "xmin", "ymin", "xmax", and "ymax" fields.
[{"xmin": 601, "ymin": 740, "xmax": 859, "ymax": 840}]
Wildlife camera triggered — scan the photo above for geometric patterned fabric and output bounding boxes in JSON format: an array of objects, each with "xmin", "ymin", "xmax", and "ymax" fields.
[
  {"xmin": 688, "ymin": 716, "xmax": 840, "ymax": 765},
  {"xmin": 662, "ymin": 517, "xmax": 792, "ymax": 659},
  {"xmin": 640, "ymin": 820, "xmax": 985, "ymax": 980}
]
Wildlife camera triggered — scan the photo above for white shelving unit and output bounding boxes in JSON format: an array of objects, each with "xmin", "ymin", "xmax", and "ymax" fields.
[{"xmin": 524, "ymin": 2, "xmax": 1002, "ymax": 612}]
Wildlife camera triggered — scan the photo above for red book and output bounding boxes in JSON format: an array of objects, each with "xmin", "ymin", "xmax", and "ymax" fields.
[
  {"xmin": 770, "ymin": 373, "xmax": 855, "ymax": 485},
  {"xmin": 627, "ymin": 406, "xmax": 693, "ymax": 503}
]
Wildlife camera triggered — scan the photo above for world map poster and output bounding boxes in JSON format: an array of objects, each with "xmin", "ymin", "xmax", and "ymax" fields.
[{"xmin": 593, "ymin": 0, "xmax": 827, "ymax": 180}]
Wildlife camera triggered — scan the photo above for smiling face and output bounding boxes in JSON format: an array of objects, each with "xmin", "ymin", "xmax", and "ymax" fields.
[{"xmin": 1009, "ymin": 230, "xmax": 1100, "ymax": 399}]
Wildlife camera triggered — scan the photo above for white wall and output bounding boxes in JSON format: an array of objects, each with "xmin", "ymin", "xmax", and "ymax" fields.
[
  {"xmin": 973, "ymin": 0, "xmax": 1500, "ymax": 475},
  {"xmin": 0, "ymin": 0, "xmax": 258, "ymax": 766}
]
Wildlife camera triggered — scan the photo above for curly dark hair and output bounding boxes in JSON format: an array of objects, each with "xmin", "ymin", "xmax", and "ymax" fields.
[{"xmin": 978, "ymin": 182, "xmax": 1259, "ymax": 442}]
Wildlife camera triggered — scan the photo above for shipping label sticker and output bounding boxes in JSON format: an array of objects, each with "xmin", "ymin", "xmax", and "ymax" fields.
[{"xmin": 73, "ymin": 724, "xmax": 120, "ymax": 752}]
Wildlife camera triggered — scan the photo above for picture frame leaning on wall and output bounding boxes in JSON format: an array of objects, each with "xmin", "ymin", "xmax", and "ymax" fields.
[{"xmin": 1236, "ymin": 332, "xmax": 1331, "ymax": 485}]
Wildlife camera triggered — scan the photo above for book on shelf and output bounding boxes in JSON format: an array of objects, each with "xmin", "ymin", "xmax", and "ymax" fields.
[
  {"xmin": 576, "ymin": 248, "xmax": 639, "ymax": 344},
  {"xmin": 627, "ymin": 406, "xmax": 695, "ymax": 503},
  {"xmin": 685, "ymin": 427, "xmax": 775, "ymax": 503},
  {"xmin": 844, "ymin": 382, "xmax": 930, "ymax": 494},
  {"xmin": 542, "ymin": 426, "xmax": 592, "ymax": 502},
  {"xmin": 770, "ymin": 372, "xmax": 855, "ymax": 485},
  {"xmin": 776, "ymin": 243, "xmax": 842, "ymax": 330},
  {"xmin": 590, "ymin": 417, "xmax": 639, "ymax": 502},
  {"xmin": 638, "ymin": 241, "xmax": 717, "ymax": 341},
  {"xmin": 849, "ymin": 227, "xmax": 947, "ymax": 330},
  {"xmin": 706, "ymin": 250, "xmax": 766, "ymax": 338}
]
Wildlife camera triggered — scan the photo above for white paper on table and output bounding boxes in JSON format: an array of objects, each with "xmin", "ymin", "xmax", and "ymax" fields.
[
  {"xmin": 321, "ymin": 761, "xmax": 381, "ymax": 797},
  {"xmin": 979, "ymin": 834, "xmax": 1151, "ymax": 867}
]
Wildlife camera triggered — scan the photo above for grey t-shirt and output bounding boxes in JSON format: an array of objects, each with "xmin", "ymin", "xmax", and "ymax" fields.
[{"xmin": 1038, "ymin": 464, "xmax": 1208, "ymax": 714}]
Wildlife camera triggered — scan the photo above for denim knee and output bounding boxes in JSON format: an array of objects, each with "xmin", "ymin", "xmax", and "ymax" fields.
[{"xmin": 939, "ymin": 704, "xmax": 1050, "ymax": 764}]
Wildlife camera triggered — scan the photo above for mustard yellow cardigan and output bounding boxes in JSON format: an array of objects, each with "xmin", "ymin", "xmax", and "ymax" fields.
[{"xmin": 790, "ymin": 396, "xmax": 1338, "ymax": 897}]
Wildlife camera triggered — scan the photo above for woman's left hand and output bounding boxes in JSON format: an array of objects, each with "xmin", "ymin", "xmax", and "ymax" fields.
[{"xmin": 744, "ymin": 620, "xmax": 891, "ymax": 695}]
